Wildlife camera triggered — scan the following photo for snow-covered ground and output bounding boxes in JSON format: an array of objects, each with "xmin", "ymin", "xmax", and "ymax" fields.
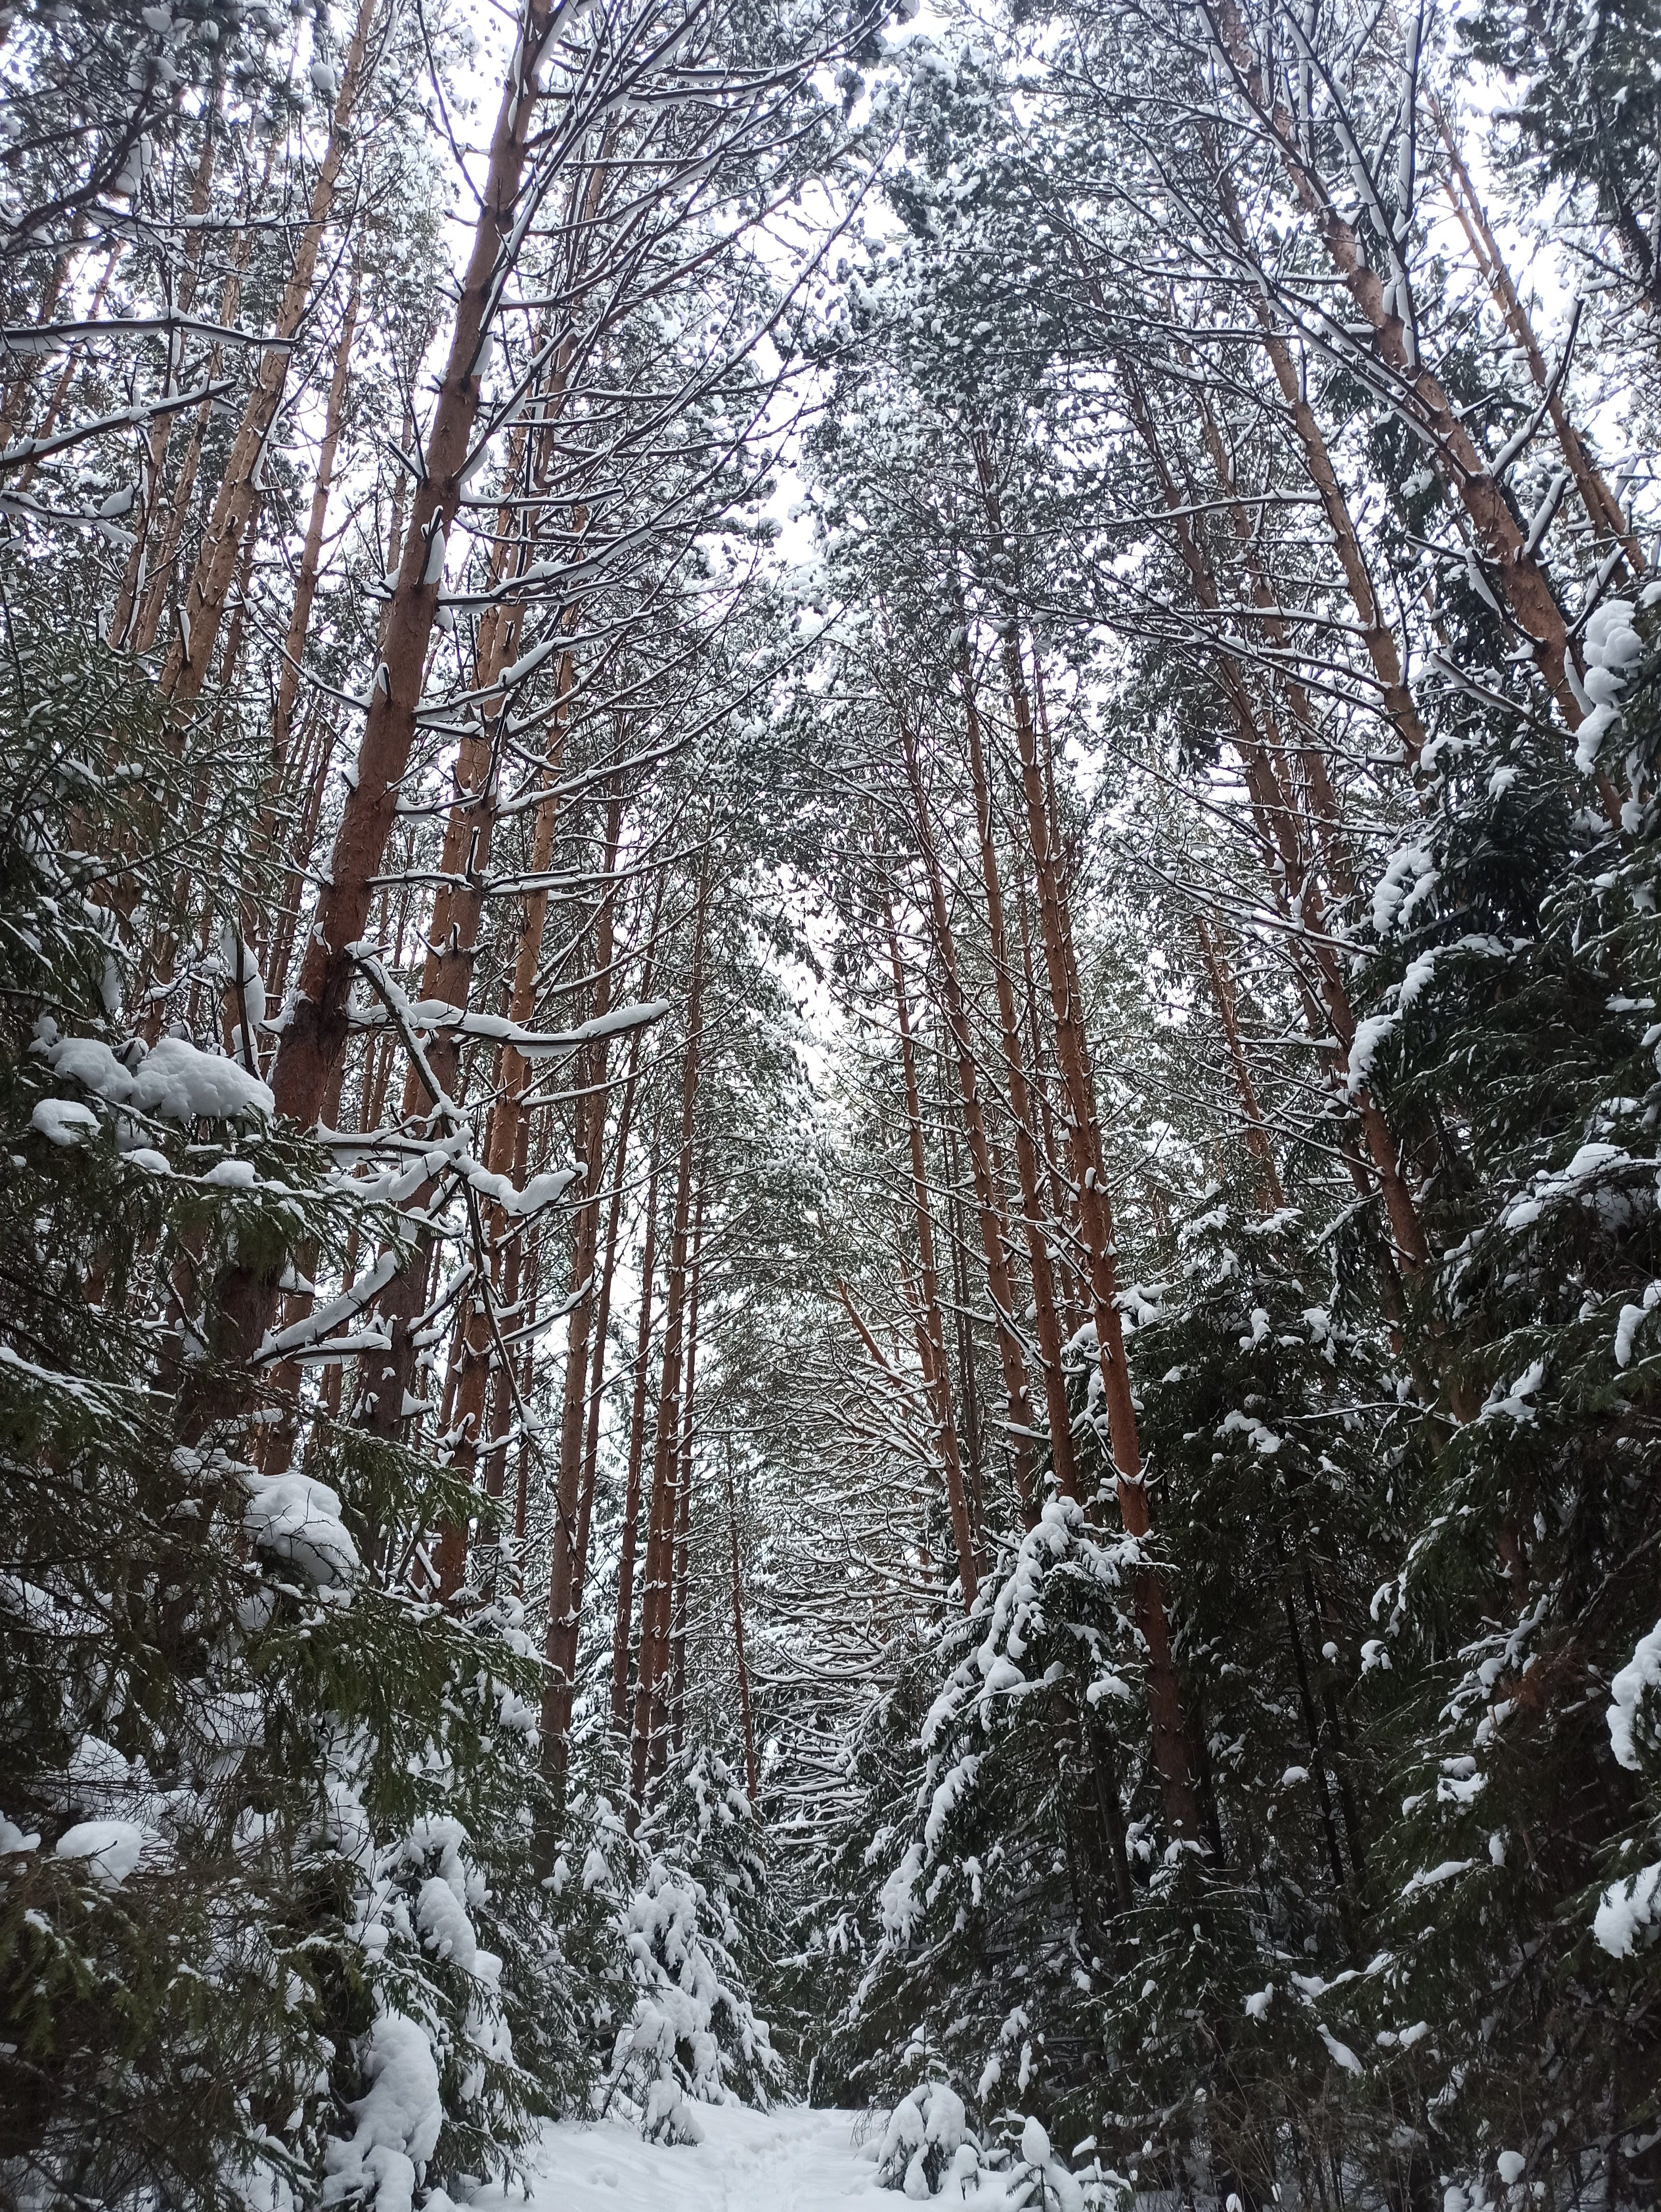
[
  {"xmin": 476, "ymin": 2096, "xmax": 1088, "ymax": 2212},
  {"xmin": 479, "ymin": 2103, "xmax": 886, "ymax": 2212}
]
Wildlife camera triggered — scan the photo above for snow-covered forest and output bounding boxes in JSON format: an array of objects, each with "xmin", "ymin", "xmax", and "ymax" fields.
[{"xmin": 1, "ymin": 0, "xmax": 1659, "ymax": 2202}]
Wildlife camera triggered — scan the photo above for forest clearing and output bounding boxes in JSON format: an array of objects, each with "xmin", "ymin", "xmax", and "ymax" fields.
[{"xmin": 0, "ymin": 0, "xmax": 1658, "ymax": 2204}]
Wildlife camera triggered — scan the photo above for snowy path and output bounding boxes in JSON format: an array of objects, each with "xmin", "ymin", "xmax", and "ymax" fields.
[{"xmin": 481, "ymin": 2103, "xmax": 886, "ymax": 2212}]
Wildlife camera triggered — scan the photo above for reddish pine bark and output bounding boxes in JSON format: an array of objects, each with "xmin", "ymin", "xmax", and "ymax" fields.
[
  {"xmin": 540, "ymin": 792, "xmax": 634, "ymax": 1757},
  {"xmin": 725, "ymin": 1446, "xmax": 759, "ymax": 1801},
  {"xmin": 975, "ymin": 443, "xmax": 1200, "ymax": 1839},
  {"xmin": 1194, "ymin": 913, "xmax": 1287, "ymax": 1215},
  {"xmin": 882, "ymin": 890, "xmax": 980, "ymax": 1606},
  {"xmin": 156, "ymin": 0, "xmax": 379, "ymax": 709},
  {"xmin": 899, "ymin": 715, "xmax": 1040, "ymax": 1525},
  {"xmin": 1431, "ymin": 100, "xmax": 1645, "ymax": 577},
  {"xmin": 957, "ymin": 659, "xmax": 1083, "ymax": 1503},
  {"xmin": 667, "ymin": 1185, "xmax": 705, "ymax": 1757},
  {"xmin": 627, "ymin": 866, "xmax": 711, "ymax": 1817},
  {"xmin": 610, "ymin": 1135, "xmax": 662, "ymax": 1736}
]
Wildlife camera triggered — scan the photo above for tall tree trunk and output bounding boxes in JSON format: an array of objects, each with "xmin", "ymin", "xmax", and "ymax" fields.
[
  {"xmin": 942, "ymin": 1117, "xmax": 986, "ymax": 1533},
  {"xmin": 476, "ymin": 1101, "xmax": 533, "ymax": 1593},
  {"xmin": 260, "ymin": 0, "xmax": 583, "ymax": 1140},
  {"xmin": 610, "ymin": 1130, "xmax": 662, "ymax": 1737},
  {"xmin": 16, "ymin": 242, "xmax": 120, "ymax": 494},
  {"xmin": 1216, "ymin": 5, "xmax": 1617, "ymax": 800},
  {"xmin": 1189, "ymin": 386, "xmax": 1356, "ymax": 899},
  {"xmin": 958, "ymin": 658, "xmax": 1082, "ymax": 1504},
  {"xmin": 975, "ymin": 446, "xmax": 1199, "ymax": 1838},
  {"xmin": 157, "ymin": 0, "xmax": 380, "ymax": 709},
  {"xmin": 1194, "ymin": 913, "xmax": 1287, "ymax": 1214},
  {"xmin": 127, "ymin": 129, "xmax": 283, "ymax": 666},
  {"xmin": 1119, "ymin": 372, "xmax": 1432, "ymax": 1278},
  {"xmin": 538, "ymin": 787, "xmax": 631, "ymax": 1756},
  {"xmin": 571, "ymin": 998, "xmax": 652, "ymax": 1636},
  {"xmin": 668, "ymin": 1183, "xmax": 705, "ymax": 1758},
  {"xmin": 266, "ymin": 260, "xmax": 362, "ymax": 786},
  {"xmin": 627, "ymin": 863, "xmax": 712, "ymax": 1819},
  {"xmin": 1009, "ymin": 841, "xmax": 1083, "ymax": 1335},
  {"xmin": 264, "ymin": 709, "xmax": 340, "ymax": 1011},
  {"xmin": 347, "ymin": 597, "xmax": 563, "ymax": 1497},
  {"xmin": 725, "ymin": 1443, "xmax": 759, "ymax": 1801},
  {"xmin": 837, "ymin": 1275, "xmax": 972, "ymax": 1610},
  {"xmin": 1430, "ymin": 97, "xmax": 1646, "ymax": 577},
  {"xmin": 1212, "ymin": 177, "xmax": 1428, "ymax": 769},
  {"xmin": 899, "ymin": 714, "xmax": 1040, "ymax": 1524},
  {"xmin": 111, "ymin": 108, "xmax": 219, "ymax": 645},
  {"xmin": 511, "ymin": 1225, "xmax": 542, "ymax": 1559},
  {"xmin": 0, "ymin": 210, "xmax": 88, "ymax": 445},
  {"xmin": 882, "ymin": 885, "xmax": 980, "ymax": 1605},
  {"xmin": 200, "ymin": 0, "xmax": 584, "ymax": 1440}
]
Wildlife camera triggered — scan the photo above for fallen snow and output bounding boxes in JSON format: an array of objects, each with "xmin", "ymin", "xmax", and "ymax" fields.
[{"xmin": 479, "ymin": 2103, "xmax": 1069, "ymax": 2212}]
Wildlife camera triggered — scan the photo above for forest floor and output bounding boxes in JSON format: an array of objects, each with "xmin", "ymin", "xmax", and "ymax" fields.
[{"xmin": 477, "ymin": 2102, "xmax": 914, "ymax": 2211}]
